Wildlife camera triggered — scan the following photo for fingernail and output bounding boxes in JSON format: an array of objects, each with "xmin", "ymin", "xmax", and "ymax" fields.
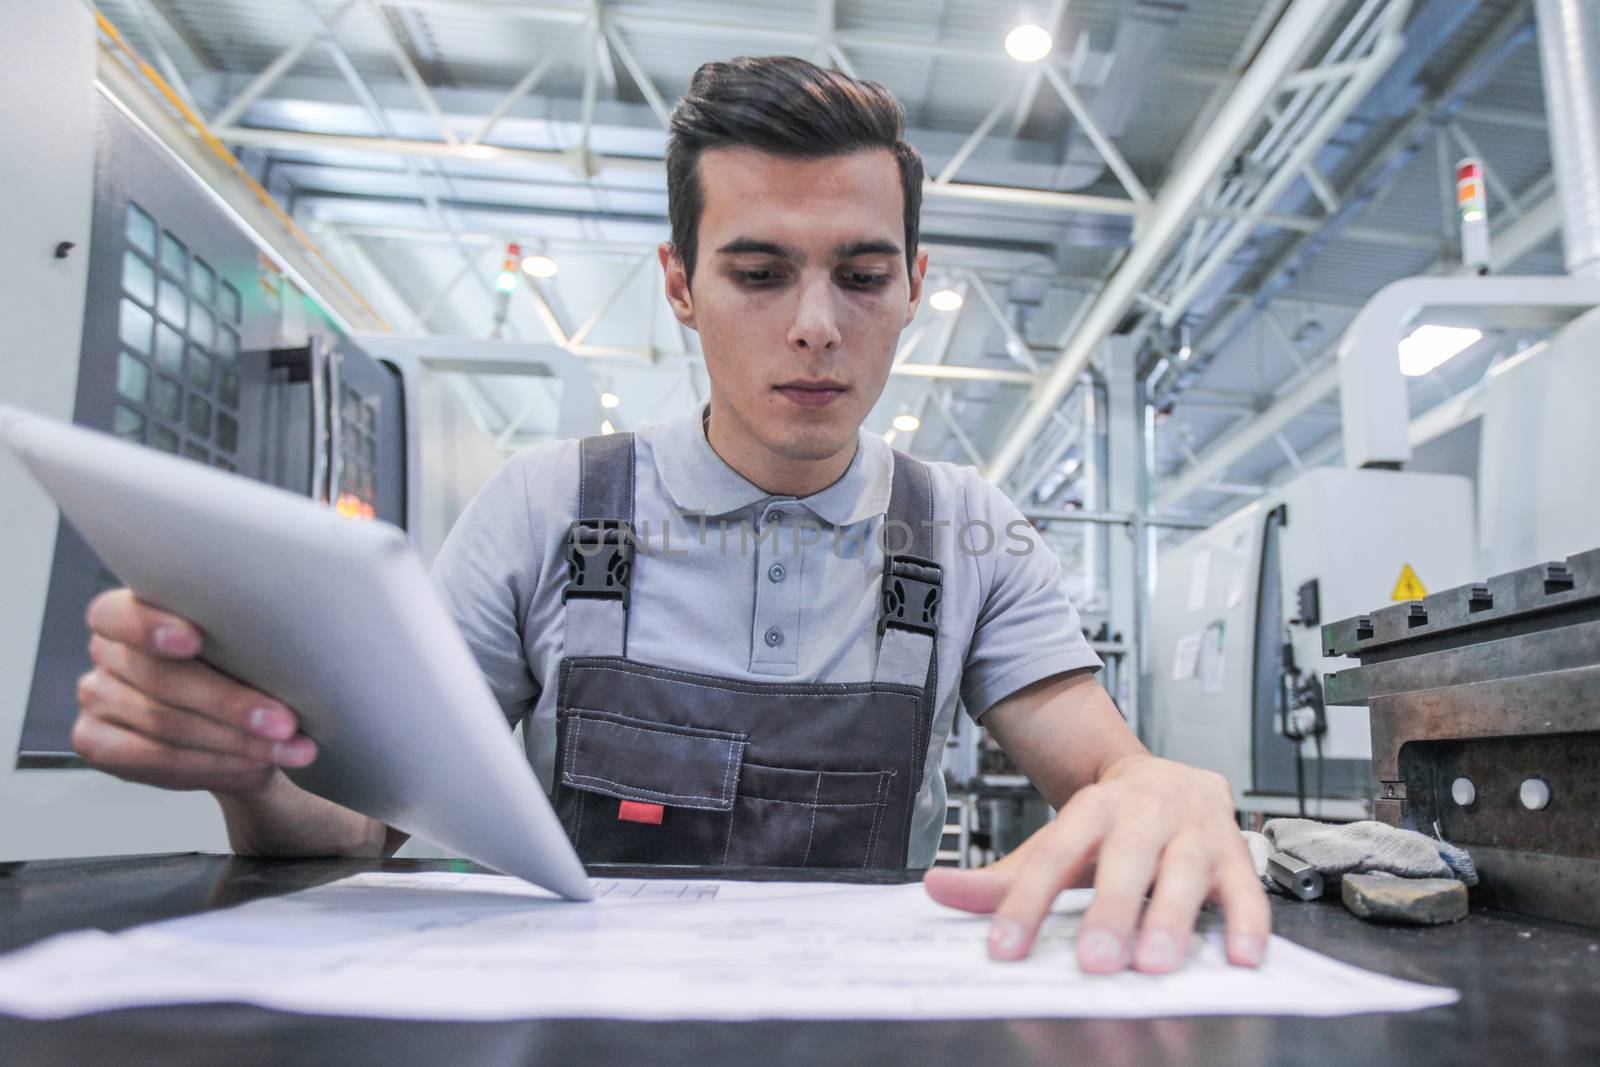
[
  {"xmin": 153, "ymin": 624, "xmax": 195, "ymax": 656},
  {"xmin": 1135, "ymin": 931, "xmax": 1179, "ymax": 971},
  {"xmin": 272, "ymin": 738, "xmax": 315, "ymax": 767},
  {"xmin": 249, "ymin": 706, "xmax": 294, "ymax": 740},
  {"xmin": 1080, "ymin": 929, "xmax": 1125, "ymax": 971},
  {"xmin": 1231, "ymin": 935, "xmax": 1267, "ymax": 967},
  {"xmin": 987, "ymin": 919, "xmax": 1026, "ymax": 959}
]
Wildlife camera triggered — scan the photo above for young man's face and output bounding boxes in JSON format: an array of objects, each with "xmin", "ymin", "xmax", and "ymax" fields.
[{"xmin": 661, "ymin": 147, "xmax": 928, "ymax": 463}]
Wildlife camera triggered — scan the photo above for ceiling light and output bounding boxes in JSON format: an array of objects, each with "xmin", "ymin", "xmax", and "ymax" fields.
[
  {"xmin": 599, "ymin": 419, "xmax": 616, "ymax": 435},
  {"xmin": 1398, "ymin": 325, "xmax": 1482, "ymax": 377},
  {"xmin": 600, "ymin": 391, "xmax": 620, "ymax": 409},
  {"xmin": 892, "ymin": 413, "xmax": 921, "ymax": 433},
  {"xmin": 1005, "ymin": 24, "xmax": 1054, "ymax": 63},
  {"xmin": 521, "ymin": 255, "xmax": 559, "ymax": 279},
  {"xmin": 929, "ymin": 288, "xmax": 964, "ymax": 312}
]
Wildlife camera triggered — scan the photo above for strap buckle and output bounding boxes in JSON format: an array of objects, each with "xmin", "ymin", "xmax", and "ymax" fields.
[
  {"xmin": 562, "ymin": 519, "xmax": 635, "ymax": 606},
  {"xmin": 879, "ymin": 553, "xmax": 942, "ymax": 637}
]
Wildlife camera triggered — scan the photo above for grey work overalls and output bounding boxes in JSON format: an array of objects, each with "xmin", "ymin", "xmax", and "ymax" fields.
[{"xmin": 550, "ymin": 431, "xmax": 942, "ymax": 868}]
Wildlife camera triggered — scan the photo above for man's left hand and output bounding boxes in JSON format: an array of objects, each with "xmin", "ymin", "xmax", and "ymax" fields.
[{"xmin": 922, "ymin": 754, "xmax": 1268, "ymax": 974}]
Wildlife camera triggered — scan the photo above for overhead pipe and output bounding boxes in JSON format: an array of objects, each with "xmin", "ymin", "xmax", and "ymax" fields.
[
  {"xmin": 1152, "ymin": 1, "xmax": 1536, "ymax": 406},
  {"xmin": 1158, "ymin": 12, "xmax": 1408, "ymax": 328},
  {"xmin": 983, "ymin": 0, "xmax": 1346, "ymax": 484},
  {"xmin": 1533, "ymin": 0, "xmax": 1600, "ymax": 278}
]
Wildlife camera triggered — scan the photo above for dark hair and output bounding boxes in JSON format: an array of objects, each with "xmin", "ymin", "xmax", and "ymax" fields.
[{"xmin": 665, "ymin": 56, "xmax": 924, "ymax": 282}]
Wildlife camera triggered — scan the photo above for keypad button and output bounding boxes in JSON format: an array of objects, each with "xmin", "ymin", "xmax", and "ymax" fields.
[
  {"xmin": 116, "ymin": 352, "xmax": 149, "ymax": 404},
  {"xmin": 159, "ymin": 231, "xmax": 186, "ymax": 279},
  {"xmin": 125, "ymin": 202, "xmax": 156, "ymax": 255},
  {"xmin": 152, "ymin": 375, "xmax": 181, "ymax": 421},
  {"xmin": 149, "ymin": 424, "xmax": 178, "ymax": 453},
  {"xmin": 118, "ymin": 299, "xmax": 153, "ymax": 355},
  {"xmin": 157, "ymin": 277, "xmax": 186, "ymax": 329},
  {"xmin": 186, "ymin": 345, "xmax": 213, "ymax": 390},
  {"xmin": 190, "ymin": 257, "xmax": 215, "ymax": 304},
  {"xmin": 112, "ymin": 404, "xmax": 145, "ymax": 441},
  {"xmin": 187, "ymin": 393, "xmax": 212, "ymax": 437},
  {"xmin": 122, "ymin": 251, "xmax": 155, "ymax": 307},
  {"xmin": 154, "ymin": 323, "xmax": 184, "ymax": 374}
]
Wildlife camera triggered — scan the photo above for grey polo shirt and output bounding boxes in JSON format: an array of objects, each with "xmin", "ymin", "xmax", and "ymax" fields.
[{"xmin": 431, "ymin": 402, "xmax": 1102, "ymax": 866}]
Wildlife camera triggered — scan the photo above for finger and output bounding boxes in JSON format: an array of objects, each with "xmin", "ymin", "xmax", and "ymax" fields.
[
  {"xmin": 922, "ymin": 834, "xmax": 1041, "ymax": 913},
  {"xmin": 1074, "ymin": 819, "xmax": 1171, "ymax": 973},
  {"xmin": 71, "ymin": 713, "xmax": 278, "ymax": 794},
  {"xmin": 86, "ymin": 588, "xmax": 203, "ymax": 659},
  {"xmin": 986, "ymin": 789, "xmax": 1112, "ymax": 961},
  {"xmin": 1214, "ymin": 849, "xmax": 1272, "ymax": 968},
  {"xmin": 77, "ymin": 668, "xmax": 315, "ymax": 768},
  {"xmin": 924, "ymin": 867, "xmax": 1011, "ymax": 914},
  {"xmin": 1132, "ymin": 834, "xmax": 1214, "ymax": 974},
  {"xmin": 87, "ymin": 634, "xmax": 298, "ymax": 742}
]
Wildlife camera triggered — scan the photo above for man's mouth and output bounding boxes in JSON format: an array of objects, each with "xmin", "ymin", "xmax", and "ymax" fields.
[{"xmin": 774, "ymin": 380, "xmax": 849, "ymax": 408}]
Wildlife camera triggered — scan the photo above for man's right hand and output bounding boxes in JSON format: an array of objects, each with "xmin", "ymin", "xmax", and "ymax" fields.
[{"xmin": 74, "ymin": 589, "xmax": 318, "ymax": 796}]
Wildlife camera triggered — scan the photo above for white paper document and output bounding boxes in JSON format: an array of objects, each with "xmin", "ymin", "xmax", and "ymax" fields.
[{"xmin": 0, "ymin": 873, "xmax": 1456, "ymax": 1021}]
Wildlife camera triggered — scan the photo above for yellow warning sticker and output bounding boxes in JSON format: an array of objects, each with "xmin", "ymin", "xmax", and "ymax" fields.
[{"xmin": 1391, "ymin": 563, "xmax": 1428, "ymax": 601}]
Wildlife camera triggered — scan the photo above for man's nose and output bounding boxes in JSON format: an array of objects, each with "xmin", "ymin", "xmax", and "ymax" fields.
[{"xmin": 787, "ymin": 275, "xmax": 842, "ymax": 352}]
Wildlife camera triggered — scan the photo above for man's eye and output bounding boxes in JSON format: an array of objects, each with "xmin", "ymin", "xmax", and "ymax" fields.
[
  {"xmin": 842, "ymin": 272, "xmax": 889, "ymax": 289},
  {"xmin": 734, "ymin": 270, "xmax": 778, "ymax": 286}
]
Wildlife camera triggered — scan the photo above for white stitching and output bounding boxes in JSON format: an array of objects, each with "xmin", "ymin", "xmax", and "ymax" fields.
[
  {"xmin": 562, "ymin": 775, "xmax": 737, "ymax": 807},
  {"xmin": 799, "ymin": 773, "xmax": 821, "ymax": 868},
  {"xmin": 569, "ymin": 718, "xmax": 586, "ymax": 847},
  {"xmin": 560, "ymin": 713, "xmax": 746, "ymax": 804},
  {"xmin": 738, "ymin": 798, "xmax": 887, "ymax": 809},
  {"xmin": 864, "ymin": 771, "xmax": 892, "ymax": 867},
  {"xmin": 568, "ymin": 713, "xmax": 744, "ymax": 748}
]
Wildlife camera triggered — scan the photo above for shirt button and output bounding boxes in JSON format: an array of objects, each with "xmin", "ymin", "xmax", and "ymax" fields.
[
  {"xmin": 768, "ymin": 563, "xmax": 786, "ymax": 583},
  {"xmin": 764, "ymin": 626, "xmax": 784, "ymax": 648},
  {"xmin": 767, "ymin": 508, "xmax": 785, "ymax": 524}
]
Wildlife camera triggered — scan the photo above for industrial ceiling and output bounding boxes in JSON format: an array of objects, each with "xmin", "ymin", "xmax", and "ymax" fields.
[{"xmin": 92, "ymin": 0, "xmax": 1562, "ymax": 574}]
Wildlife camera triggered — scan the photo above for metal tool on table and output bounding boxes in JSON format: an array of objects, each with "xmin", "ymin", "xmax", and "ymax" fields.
[
  {"xmin": 1266, "ymin": 850, "xmax": 1325, "ymax": 901},
  {"xmin": 1322, "ymin": 547, "xmax": 1600, "ymax": 926}
]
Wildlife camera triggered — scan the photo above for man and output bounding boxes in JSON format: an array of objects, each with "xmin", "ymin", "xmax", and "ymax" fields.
[{"xmin": 72, "ymin": 56, "xmax": 1266, "ymax": 975}]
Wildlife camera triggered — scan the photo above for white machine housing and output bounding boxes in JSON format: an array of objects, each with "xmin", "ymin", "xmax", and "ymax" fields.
[{"xmin": 1147, "ymin": 467, "xmax": 1475, "ymax": 817}]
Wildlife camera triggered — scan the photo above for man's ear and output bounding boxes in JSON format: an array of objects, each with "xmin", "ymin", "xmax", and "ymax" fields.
[
  {"xmin": 660, "ymin": 243, "xmax": 697, "ymax": 330},
  {"xmin": 905, "ymin": 247, "xmax": 930, "ymax": 327}
]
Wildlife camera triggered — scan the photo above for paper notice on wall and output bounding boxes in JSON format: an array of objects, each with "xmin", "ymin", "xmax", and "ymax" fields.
[
  {"xmin": 1171, "ymin": 632, "xmax": 1203, "ymax": 681},
  {"xmin": 1200, "ymin": 621, "xmax": 1227, "ymax": 694},
  {"xmin": 1188, "ymin": 550, "xmax": 1213, "ymax": 612},
  {"xmin": 0, "ymin": 873, "xmax": 1458, "ymax": 1021}
]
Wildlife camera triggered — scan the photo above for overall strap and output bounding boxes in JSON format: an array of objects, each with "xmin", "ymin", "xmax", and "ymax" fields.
[
  {"xmin": 873, "ymin": 450, "xmax": 941, "ymax": 688},
  {"xmin": 563, "ymin": 432, "xmax": 637, "ymax": 657}
]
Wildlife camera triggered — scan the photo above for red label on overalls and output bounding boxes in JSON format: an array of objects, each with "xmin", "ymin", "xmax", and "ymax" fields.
[{"xmin": 617, "ymin": 800, "xmax": 665, "ymax": 825}]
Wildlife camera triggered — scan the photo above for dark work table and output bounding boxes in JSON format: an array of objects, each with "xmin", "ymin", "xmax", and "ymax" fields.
[{"xmin": 1, "ymin": 854, "xmax": 1597, "ymax": 1066}]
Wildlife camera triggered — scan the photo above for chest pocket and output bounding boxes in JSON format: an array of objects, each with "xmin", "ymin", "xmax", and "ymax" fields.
[{"xmin": 557, "ymin": 708, "xmax": 894, "ymax": 868}]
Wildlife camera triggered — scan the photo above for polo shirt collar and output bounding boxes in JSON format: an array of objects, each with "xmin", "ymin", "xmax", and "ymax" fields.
[{"xmin": 650, "ymin": 402, "xmax": 893, "ymax": 528}]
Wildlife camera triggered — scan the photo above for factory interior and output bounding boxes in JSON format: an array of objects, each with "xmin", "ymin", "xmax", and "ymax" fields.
[{"xmin": 2, "ymin": 0, "xmax": 1598, "ymax": 1061}]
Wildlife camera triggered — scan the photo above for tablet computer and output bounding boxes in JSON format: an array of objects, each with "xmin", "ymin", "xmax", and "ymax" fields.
[{"xmin": 0, "ymin": 405, "xmax": 591, "ymax": 901}]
